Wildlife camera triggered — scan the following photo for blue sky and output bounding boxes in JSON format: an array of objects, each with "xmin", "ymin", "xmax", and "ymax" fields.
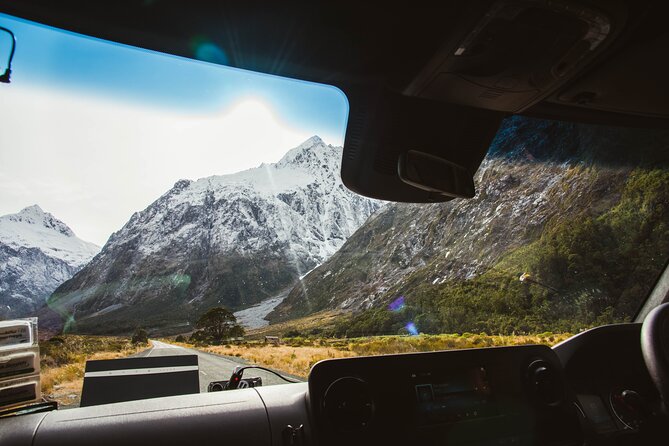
[
  {"xmin": 0, "ymin": 13, "xmax": 349, "ymax": 245},
  {"xmin": 0, "ymin": 13, "xmax": 348, "ymax": 142}
]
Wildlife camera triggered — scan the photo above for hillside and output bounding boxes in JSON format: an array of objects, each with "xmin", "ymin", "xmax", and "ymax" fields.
[{"xmin": 270, "ymin": 117, "xmax": 669, "ymax": 335}]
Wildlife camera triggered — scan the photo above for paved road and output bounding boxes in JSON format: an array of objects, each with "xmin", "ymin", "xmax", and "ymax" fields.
[{"xmin": 134, "ymin": 340, "xmax": 299, "ymax": 393}]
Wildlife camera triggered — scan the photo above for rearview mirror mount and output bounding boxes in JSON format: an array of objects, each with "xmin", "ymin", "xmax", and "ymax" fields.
[{"xmin": 398, "ymin": 150, "xmax": 475, "ymax": 199}]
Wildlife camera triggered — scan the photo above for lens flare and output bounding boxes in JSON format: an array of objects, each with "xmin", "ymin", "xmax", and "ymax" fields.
[
  {"xmin": 405, "ymin": 322, "xmax": 419, "ymax": 336},
  {"xmin": 191, "ymin": 37, "xmax": 229, "ymax": 65},
  {"xmin": 388, "ymin": 296, "xmax": 405, "ymax": 312}
]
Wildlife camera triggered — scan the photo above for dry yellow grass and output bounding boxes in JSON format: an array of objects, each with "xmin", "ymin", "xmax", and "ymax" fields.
[
  {"xmin": 176, "ymin": 332, "xmax": 572, "ymax": 379},
  {"xmin": 245, "ymin": 310, "xmax": 349, "ymax": 339},
  {"xmin": 341, "ymin": 332, "xmax": 573, "ymax": 356},
  {"xmin": 40, "ymin": 336, "xmax": 147, "ymax": 408},
  {"xmin": 198, "ymin": 344, "xmax": 355, "ymax": 378}
]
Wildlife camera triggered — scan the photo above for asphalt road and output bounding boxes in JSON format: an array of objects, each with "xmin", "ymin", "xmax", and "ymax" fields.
[{"xmin": 134, "ymin": 340, "xmax": 299, "ymax": 393}]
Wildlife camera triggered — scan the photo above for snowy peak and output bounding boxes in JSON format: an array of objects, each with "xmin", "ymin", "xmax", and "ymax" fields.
[
  {"xmin": 155, "ymin": 136, "xmax": 340, "ymax": 203},
  {"xmin": 300, "ymin": 135, "xmax": 324, "ymax": 147},
  {"xmin": 288, "ymin": 135, "xmax": 325, "ymax": 154},
  {"xmin": 276, "ymin": 135, "xmax": 336, "ymax": 170},
  {"xmin": 0, "ymin": 206, "xmax": 100, "ymax": 267},
  {"xmin": 6, "ymin": 205, "xmax": 74, "ymax": 237},
  {"xmin": 109, "ymin": 136, "xmax": 380, "ymax": 263}
]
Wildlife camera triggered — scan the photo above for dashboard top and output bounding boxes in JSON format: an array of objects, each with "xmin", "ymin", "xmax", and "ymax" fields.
[{"xmin": 0, "ymin": 323, "xmax": 665, "ymax": 446}]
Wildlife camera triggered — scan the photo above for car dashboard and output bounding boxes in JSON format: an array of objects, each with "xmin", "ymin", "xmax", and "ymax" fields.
[{"xmin": 1, "ymin": 324, "xmax": 664, "ymax": 446}]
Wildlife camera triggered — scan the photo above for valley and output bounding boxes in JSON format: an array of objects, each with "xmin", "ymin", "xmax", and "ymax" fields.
[{"xmin": 3, "ymin": 118, "xmax": 669, "ymax": 340}]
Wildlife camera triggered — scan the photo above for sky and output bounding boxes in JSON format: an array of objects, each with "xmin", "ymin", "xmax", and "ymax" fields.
[{"xmin": 0, "ymin": 13, "xmax": 349, "ymax": 246}]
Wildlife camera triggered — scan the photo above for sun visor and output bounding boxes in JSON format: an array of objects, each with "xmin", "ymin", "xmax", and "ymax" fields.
[{"xmin": 341, "ymin": 86, "xmax": 503, "ymax": 202}]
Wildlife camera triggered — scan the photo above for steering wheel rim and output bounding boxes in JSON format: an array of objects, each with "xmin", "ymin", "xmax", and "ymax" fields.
[{"xmin": 641, "ymin": 302, "xmax": 669, "ymax": 407}]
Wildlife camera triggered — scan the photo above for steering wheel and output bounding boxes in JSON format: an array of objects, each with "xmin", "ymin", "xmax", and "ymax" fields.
[{"xmin": 641, "ymin": 302, "xmax": 669, "ymax": 409}]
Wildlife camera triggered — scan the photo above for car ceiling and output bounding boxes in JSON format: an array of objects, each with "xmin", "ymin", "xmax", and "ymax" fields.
[{"xmin": 0, "ymin": 0, "xmax": 668, "ymax": 128}]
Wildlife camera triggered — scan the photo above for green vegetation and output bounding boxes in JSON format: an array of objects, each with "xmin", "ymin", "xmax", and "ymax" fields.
[
  {"xmin": 340, "ymin": 332, "xmax": 571, "ymax": 356},
  {"xmin": 338, "ymin": 168, "xmax": 669, "ymax": 336},
  {"xmin": 131, "ymin": 328, "xmax": 149, "ymax": 345},
  {"xmin": 41, "ymin": 335, "xmax": 137, "ymax": 368},
  {"xmin": 245, "ymin": 310, "xmax": 348, "ymax": 340},
  {"xmin": 190, "ymin": 306, "xmax": 244, "ymax": 344}
]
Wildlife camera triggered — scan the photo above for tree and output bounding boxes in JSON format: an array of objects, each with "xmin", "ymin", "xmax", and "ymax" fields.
[
  {"xmin": 131, "ymin": 328, "xmax": 149, "ymax": 345},
  {"xmin": 195, "ymin": 307, "xmax": 245, "ymax": 343}
]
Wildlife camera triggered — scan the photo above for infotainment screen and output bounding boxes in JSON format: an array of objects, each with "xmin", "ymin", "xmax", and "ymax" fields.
[{"xmin": 413, "ymin": 366, "xmax": 497, "ymax": 425}]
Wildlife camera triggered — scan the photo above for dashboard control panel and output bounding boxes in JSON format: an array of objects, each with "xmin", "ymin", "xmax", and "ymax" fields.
[{"xmin": 309, "ymin": 345, "xmax": 582, "ymax": 446}]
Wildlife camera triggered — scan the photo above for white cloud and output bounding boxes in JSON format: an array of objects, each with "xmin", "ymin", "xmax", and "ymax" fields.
[{"xmin": 0, "ymin": 84, "xmax": 328, "ymax": 246}]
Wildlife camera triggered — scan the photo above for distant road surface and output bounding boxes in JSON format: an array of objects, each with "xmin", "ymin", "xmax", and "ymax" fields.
[{"xmin": 134, "ymin": 340, "xmax": 300, "ymax": 393}]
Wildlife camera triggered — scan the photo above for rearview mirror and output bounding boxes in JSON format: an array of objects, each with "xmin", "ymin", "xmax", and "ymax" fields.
[
  {"xmin": 398, "ymin": 150, "xmax": 475, "ymax": 199},
  {"xmin": 340, "ymin": 85, "xmax": 502, "ymax": 203}
]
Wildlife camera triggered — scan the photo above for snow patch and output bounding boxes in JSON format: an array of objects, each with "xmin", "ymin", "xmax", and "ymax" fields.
[{"xmin": 0, "ymin": 206, "xmax": 100, "ymax": 267}]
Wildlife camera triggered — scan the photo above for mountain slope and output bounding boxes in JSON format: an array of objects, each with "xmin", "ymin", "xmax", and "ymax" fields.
[
  {"xmin": 0, "ymin": 205, "xmax": 100, "ymax": 318},
  {"xmin": 270, "ymin": 117, "xmax": 669, "ymax": 334},
  {"xmin": 48, "ymin": 136, "xmax": 381, "ymax": 334}
]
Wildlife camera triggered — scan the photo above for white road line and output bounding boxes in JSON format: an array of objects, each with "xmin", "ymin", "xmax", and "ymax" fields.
[
  {"xmin": 85, "ymin": 365, "xmax": 199, "ymax": 378},
  {"xmin": 150, "ymin": 340, "xmax": 182, "ymax": 350}
]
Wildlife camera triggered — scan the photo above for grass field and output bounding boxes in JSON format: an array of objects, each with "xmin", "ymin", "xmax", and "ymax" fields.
[
  {"xmin": 181, "ymin": 332, "xmax": 573, "ymax": 379},
  {"xmin": 40, "ymin": 335, "xmax": 147, "ymax": 408},
  {"xmin": 244, "ymin": 310, "xmax": 349, "ymax": 339}
]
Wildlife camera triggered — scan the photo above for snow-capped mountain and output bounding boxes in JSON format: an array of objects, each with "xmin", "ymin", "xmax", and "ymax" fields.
[
  {"xmin": 0, "ymin": 205, "xmax": 100, "ymax": 318},
  {"xmin": 111, "ymin": 136, "xmax": 377, "ymax": 266},
  {"xmin": 48, "ymin": 136, "xmax": 382, "ymax": 334}
]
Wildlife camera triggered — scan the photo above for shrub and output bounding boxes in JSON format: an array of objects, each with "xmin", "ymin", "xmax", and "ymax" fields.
[{"xmin": 131, "ymin": 328, "xmax": 149, "ymax": 345}]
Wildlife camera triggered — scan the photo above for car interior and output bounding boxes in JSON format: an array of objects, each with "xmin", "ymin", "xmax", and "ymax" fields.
[{"xmin": 1, "ymin": 1, "xmax": 669, "ymax": 445}]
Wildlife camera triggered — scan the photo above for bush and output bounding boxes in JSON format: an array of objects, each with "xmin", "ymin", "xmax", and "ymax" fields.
[
  {"xmin": 175, "ymin": 335, "xmax": 186, "ymax": 343},
  {"xmin": 131, "ymin": 328, "xmax": 149, "ymax": 345}
]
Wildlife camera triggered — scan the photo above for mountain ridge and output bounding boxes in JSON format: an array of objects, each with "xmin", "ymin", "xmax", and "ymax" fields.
[
  {"xmin": 0, "ymin": 205, "xmax": 100, "ymax": 318},
  {"xmin": 47, "ymin": 136, "xmax": 382, "ymax": 334}
]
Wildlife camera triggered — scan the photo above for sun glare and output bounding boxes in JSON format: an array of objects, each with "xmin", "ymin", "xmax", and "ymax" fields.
[
  {"xmin": 0, "ymin": 87, "xmax": 316, "ymax": 246},
  {"xmin": 210, "ymin": 98, "xmax": 309, "ymax": 165}
]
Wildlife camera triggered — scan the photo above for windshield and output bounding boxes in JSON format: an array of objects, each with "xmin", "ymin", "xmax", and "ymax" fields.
[{"xmin": 1, "ymin": 14, "xmax": 668, "ymax": 409}]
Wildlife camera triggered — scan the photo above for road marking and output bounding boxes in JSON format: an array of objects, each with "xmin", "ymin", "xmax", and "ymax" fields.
[{"xmin": 84, "ymin": 365, "xmax": 199, "ymax": 378}]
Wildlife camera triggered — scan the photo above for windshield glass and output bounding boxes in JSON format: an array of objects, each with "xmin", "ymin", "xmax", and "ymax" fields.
[{"xmin": 1, "ymin": 14, "xmax": 668, "ymax": 409}]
